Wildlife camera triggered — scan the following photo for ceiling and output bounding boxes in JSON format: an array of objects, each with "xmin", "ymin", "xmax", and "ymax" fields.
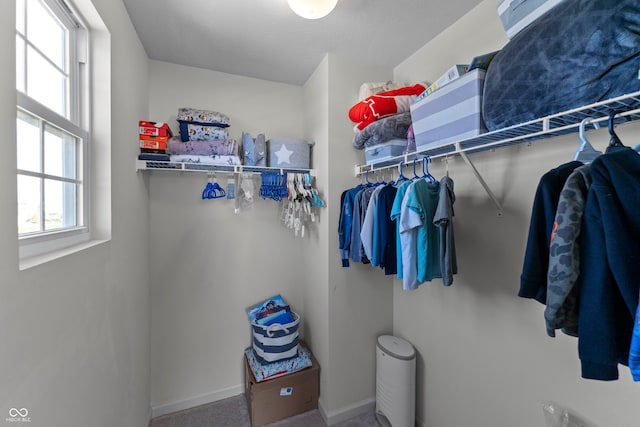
[{"xmin": 122, "ymin": 0, "xmax": 484, "ymax": 86}]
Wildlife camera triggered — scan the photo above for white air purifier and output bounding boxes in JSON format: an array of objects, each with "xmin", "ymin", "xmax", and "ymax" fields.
[{"xmin": 376, "ymin": 335, "xmax": 416, "ymax": 427}]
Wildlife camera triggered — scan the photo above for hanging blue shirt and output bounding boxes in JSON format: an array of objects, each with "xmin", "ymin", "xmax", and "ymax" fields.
[
  {"xmin": 338, "ymin": 185, "xmax": 363, "ymax": 267},
  {"xmin": 390, "ymin": 181, "xmax": 413, "ymax": 279},
  {"xmin": 399, "ymin": 179, "xmax": 441, "ymax": 289},
  {"xmin": 350, "ymin": 186, "xmax": 375, "ymax": 264},
  {"xmin": 630, "ymin": 295, "xmax": 640, "ymax": 381},
  {"xmin": 374, "ymin": 184, "xmax": 398, "ymax": 275}
]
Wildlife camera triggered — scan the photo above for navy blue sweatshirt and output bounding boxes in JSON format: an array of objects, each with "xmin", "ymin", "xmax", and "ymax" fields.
[{"xmin": 578, "ymin": 147, "xmax": 640, "ymax": 380}]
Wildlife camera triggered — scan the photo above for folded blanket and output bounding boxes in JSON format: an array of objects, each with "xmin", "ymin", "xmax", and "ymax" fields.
[
  {"xmin": 245, "ymin": 345, "xmax": 313, "ymax": 382},
  {"xmin": 166, "ymin": 136, "xmax": 238, "ymax": 156},
  {"xmin": 138, "ymin": 153, "xmax": 170, "ymax": 162},
  {"xmin": 177, "ymin": 107, "xmax": 230, "ymax": 126},
  {"xmin": 353, "ymin": 112, "xmax": 413, "ymax": 149},
  {"xmin": 178, "ymin": 123, "xmax": 230, "ymax": 142},
  {"xmin": 358, "ymin": 81, "xmax": 404, "ymax": 101},
  {"xmin": 169, "ymin": 154, "xmax": 241, "ymax": 166},
  {"xmin": 349, "ymin": 84, "xmax": 426, "ymax": 130}
]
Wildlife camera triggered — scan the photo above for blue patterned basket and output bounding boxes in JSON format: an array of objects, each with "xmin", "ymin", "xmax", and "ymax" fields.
[{"xmin": 251, "ymin": 312, "xmax": 300, "ymax": 364}]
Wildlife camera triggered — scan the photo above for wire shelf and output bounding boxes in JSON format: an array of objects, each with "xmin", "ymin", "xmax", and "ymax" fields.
[
  {"xmin": 355, "ymin": 91, "xmax": 640, "ymax": 175},
  {"xmin": 136, "ymin": 159, "xmax": 315, "ymax": 175}
]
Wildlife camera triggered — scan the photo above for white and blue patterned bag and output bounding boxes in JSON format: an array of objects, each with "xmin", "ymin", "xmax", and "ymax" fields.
[{"xmin": 251, "ymin": 312, "xmax": 300, "ymax": 364}]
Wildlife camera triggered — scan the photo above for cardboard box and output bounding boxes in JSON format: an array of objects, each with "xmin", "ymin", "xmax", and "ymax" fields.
[
  {"xmin": 139, "ymin": 120, "xmax": 173, "ymax": 137},
  {"xmin": 139, "ymin": 134, "xmax": 169, "ymax": 151},
  {"xmin": 245, "ymin": 353, "xmax": 319, "ymax": 427}
]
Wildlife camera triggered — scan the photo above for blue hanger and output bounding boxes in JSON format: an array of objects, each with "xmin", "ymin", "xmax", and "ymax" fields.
[
  {"xmin": 412, "ymin": 159, "xmax": 420, "ymax": 180},
  {"xmin": 422, "ymin": 156, "xmax": 438, "ymax": 183},
  {"xmin": 202, "ymin": 172, "xmax": 226, "ymax": 199},
  {"xmin": 394, "ymin": 161, "xmax": 409, "ymax": 185}
]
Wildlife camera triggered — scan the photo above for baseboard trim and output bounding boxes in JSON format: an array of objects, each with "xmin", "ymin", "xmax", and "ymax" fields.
[
  {"xmin": 150, "ymin": 384, "xmax": 244, "ymax": 419},
  {"xmin": 318, "ymin": 397, "xmax": 376, "ymax": 426}
]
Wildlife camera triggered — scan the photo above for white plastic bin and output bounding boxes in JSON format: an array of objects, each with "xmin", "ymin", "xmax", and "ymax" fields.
[{"xmin": 376, "ymin": 335, "xmax": 416, "ymax": 427}]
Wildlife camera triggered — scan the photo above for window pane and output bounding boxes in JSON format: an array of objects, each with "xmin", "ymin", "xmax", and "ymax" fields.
[
  {"xmin": 16, "ymin": 36, "xmax": 26, "ymax": 93},
  {"xmin": 44, "ymin": 179, "xmax": 76, "ymax": 230},
  {"xmin": 16, "ymin": 0, "xmax": 26, "ymax": 35},
  {"xmin": 17, "ymin": 111, "xmax": 41, "ymax": 173},
  {"xmin": 18, "ymin": 174, "xmax": 42, "ymax": 234},
  {"xmin": 27, "ymin": 45, "xmax": 67, "ymax": 117},
  {"xmin": 27, "ymin": 0, "xmax": 66, "ymax": 70},
  {"xmin": 44, "ymin": 124, "xmax": 76, "ymax": 179}
]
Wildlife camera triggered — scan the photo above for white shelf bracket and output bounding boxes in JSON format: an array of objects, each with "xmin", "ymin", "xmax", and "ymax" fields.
[{"xmin": 458, "ymin": 151, "xmax": 504, "ymax": 217}]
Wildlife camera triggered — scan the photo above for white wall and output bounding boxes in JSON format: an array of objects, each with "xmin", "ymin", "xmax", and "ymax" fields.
[
  {"xmin": 146, "ymin": 61, "xmax": 313, "ymax": 413},
  {"xmin": 0, "ymin": 0, "xmax": 151, "ymax": 426},
  {"xmin": 302, "ymin": 54, "xmax": 396, "ymax": 422},
  {"xmin": 301, "ymin": 56, "xmax": 332, "ymax": 415},
  {"xmin": 325, "ymin": 55, "xmax": 396, "ymax": 419},
  {"xmin": 393, "ymin": 1, "xmax": 640, "ymax": 427},
  {"xmin": 146, "ymin": 55, "xmax": 397, "ymax": 422}
]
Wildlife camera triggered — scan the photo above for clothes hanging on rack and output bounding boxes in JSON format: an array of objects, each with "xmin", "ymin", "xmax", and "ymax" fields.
[
  {"xmin": 519, "ymin": 160, "xmax": 583, "ymax": 303},
  {"xmin": 350, "ymin": 185, "xmax": 377, "ymax": 264},
  {"xmin": 338, "ymin": 168, "xmax": 457, "ymax": 288},
  {"xmin": 545, "ymin": 164, "xmax": 591, "ymax": 338},
  {"xmin": 373, "ymin": 184, "xmax": 398, "ymax": 275},
  {"xmin": 577, "ymin": 147, "xmax": 640, "ymax": 381},
  {"xmin": 520, "ymin": 146, "xmax": 640, "ymax": 381},
  {"xmin": 434, "ymin": 176, "xmax": 457, "ymax": 287},
  {"xmin": 338, "ymin": 184, "xmax": 364, "ymax": 267},
  {"xmin": 361, "ymin": 184, "xmax": 386, "ymax": 261},
  {"xmin": 398, "ymin": 178, "xmax": 441, "ymax": 290},
  {"xmin": 630, "ymin": 295, "xmax": 640, "ymax": 381},
  {"xmin": 390, "ymin": 180, "xmax": 414, "ymax": 280}
]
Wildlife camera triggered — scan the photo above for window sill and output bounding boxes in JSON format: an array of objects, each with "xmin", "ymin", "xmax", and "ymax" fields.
[{"xmin": 19, "ymin": 238, "xmax": 109, "ymax": 270}]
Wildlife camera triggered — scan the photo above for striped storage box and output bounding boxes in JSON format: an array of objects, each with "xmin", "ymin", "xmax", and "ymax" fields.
[
  {"xmin": 497, "ymin": 0, "xmax": 565, "ymax": 39},
  {"xmin": 410, "ymin": 69, "xmax": 487, "ymax": 151},
  {"xmin": 251, "ymin": 312, "xmax": 300, "ymax": 364}
]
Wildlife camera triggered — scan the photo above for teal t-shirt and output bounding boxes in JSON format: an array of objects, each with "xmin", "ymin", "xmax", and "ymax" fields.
[
  {"xmin": 390, "ymin": 180, "xmax": 413, "ymax": 279},
  {"xmin": 401, "ymin": 178, "xmax": 441, "ymax": 284}
]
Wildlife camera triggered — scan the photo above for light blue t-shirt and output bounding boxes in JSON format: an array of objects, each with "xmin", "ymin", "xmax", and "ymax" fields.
[
  {"xmin": 399, "ymin": 182, "xmax": 419, "ymax": 289},
  {"xmin": 361, "ymin": 185, "xmax": 385, "ymax": 264},
  {"xmin": 400, "ymin": 178, "xmax": 441, "ymax": 288},
  {"xmin": 390, "ymin": 180, "xmax": 413, "ymax": 279}
]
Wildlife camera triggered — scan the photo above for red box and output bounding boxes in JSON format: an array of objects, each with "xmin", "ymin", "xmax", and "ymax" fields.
[
  {"xmin": 139, "ymin": 121, "xmax": 173, "ymax": 137},
  {"xmin": 139, "ymin": 134, "xmax": 169, "ymax": 151}
]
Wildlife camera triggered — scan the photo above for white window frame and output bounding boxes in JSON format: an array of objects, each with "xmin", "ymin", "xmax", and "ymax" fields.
[{"xmin": 16, "ymin": 0, "xmax": 91, "ymax": 260}]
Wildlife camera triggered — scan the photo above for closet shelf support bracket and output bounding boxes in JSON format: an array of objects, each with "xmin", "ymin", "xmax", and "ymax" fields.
[{"xmin": 458, "ymin": 150, "xmax": 503, "ymax": 217}]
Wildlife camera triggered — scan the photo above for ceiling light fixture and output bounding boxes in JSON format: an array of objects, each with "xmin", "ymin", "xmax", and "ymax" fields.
[{"xmin": 287, "ymin": 0, "xmax": 338, "ymax": 19}]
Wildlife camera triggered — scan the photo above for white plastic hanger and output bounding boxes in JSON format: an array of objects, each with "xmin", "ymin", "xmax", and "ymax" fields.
[{"xmin": 573, "ymin": 117, "xmax": 602, "ymax": 164}]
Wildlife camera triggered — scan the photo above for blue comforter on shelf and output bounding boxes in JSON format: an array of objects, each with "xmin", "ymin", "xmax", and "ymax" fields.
[
  {"xmin": 352, "ymin": 112, "xmax": 412, "ymax": 149},
  {"xmin": 483, "ymin": 0, "xmax": 640, "ymax": 131}
]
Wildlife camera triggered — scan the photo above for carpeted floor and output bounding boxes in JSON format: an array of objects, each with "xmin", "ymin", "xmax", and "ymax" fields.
[{"xmin": 149, "ymin": 394, "xmax": 381, "ymax": 427}]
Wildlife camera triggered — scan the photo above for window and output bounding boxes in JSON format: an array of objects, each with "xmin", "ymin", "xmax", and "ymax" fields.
[{"xmin": 16, "ymin": 0, "xmax": 90, "ymax": 259}]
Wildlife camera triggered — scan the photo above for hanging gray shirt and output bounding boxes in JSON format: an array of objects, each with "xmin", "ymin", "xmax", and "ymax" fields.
[{"xmin": 433, "ymin": 176, "xmax": 457, "ymax": 286}]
